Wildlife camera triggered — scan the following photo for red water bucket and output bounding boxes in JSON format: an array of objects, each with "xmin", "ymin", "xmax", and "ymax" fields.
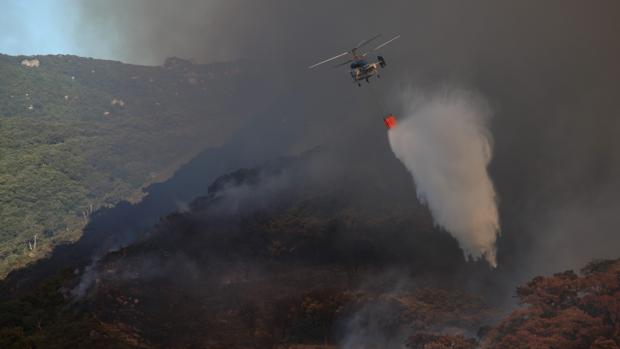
[{"xmin": 383, "ymin": 115, "xmax": 397, "ymax": 129}]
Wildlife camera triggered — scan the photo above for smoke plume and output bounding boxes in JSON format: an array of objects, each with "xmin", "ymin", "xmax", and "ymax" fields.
[
  {"xmin": 388, "ymin": 87, "xmax": 499, "ymax": 266},
  {"xmin": 66, "ymin": 0, "xmax": 620, "ymax": 277}
]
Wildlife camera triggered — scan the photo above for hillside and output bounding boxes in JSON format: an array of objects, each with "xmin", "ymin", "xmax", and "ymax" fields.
[
  {"xmin": 0, "ymin": 149, "xmax": 493, "ymax": 348},
  {"xmin": 0, "ymin": 149, "xmax": 618, "ymax": 348},
  {"xmin": 0, "ymin": 54, "xmax": 272, "ymax": 277}
]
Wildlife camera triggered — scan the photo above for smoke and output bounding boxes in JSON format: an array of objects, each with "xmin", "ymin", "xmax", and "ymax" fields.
[
  {"xmin": 59, "ymin": 0, "xmax": 620, "ymax": 279},
  {"xmin": 388, "ymin": 87, "xmax": 499, "ymax": 266},
  {"xmin": 340, "ymin": 298, "xmax": 409, "ymax": 349}
]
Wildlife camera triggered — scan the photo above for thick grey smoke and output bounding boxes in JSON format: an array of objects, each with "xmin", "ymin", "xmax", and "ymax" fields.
[
  {"xmin": 389, "ymin": 88, "xmax": 499, "ymax": 266},
  {"xmin": 67, "ymin": 0, "xmax": 620, "ymax": 277}
]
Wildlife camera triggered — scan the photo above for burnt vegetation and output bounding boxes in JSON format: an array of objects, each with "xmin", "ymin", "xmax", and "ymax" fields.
[
  {"xmin": 1, "ymin": 149, "xmax": 618, "ymax": 348},
  {"xmin": 481, "ymin": 260, "xmax": 620, "ymax": 349}
]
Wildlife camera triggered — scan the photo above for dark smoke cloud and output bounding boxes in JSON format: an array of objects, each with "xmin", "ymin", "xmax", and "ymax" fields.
[{"xmin": 71, "ymin": 0, "xmax": 620, "ymax": 279}]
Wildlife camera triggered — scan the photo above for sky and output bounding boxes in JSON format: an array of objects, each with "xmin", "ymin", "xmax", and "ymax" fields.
[{"xmin": 0, "ymin": 0, "xmax": 84, "ymax": 57}]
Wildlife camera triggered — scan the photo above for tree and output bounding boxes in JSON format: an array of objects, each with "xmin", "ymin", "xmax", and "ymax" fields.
[{"xmin": 482, "ymin": 259, "xmax": 620, "ymax": 348}]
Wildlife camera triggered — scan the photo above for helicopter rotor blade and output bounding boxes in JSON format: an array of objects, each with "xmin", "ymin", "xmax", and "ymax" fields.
[
  {"xmin": 308, "ymin": 34, "xmax": 396, "ymax": 69},
  {"xmin": 372, "ymin": 34, "xmax": 401, "ymax": 51},
  {"xmin": 355, "ymin": 34, "xmax": 382, "ymax": 50},
  {"xmin": 308, "ymin": 52, "xmax": 350, "ymax": 69},
  {"xmin": 333, "ymin": 59, "xmax": 354, "ymax": 68}
]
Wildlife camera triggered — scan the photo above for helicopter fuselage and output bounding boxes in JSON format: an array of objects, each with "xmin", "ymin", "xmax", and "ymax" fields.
[{"xmin": 349, "ymin": 56, "xmax": 386, "ymax": 85}]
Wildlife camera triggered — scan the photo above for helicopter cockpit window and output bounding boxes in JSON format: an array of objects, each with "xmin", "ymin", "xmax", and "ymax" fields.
[{"xmin": 350, "ymin": 61, "xmax": 368, "ymax": 69}]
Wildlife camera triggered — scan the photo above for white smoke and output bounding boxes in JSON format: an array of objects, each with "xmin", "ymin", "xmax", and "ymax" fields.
[{"xmin": 388, "ymin": 87, "xmax": 500, "ymax": 266}]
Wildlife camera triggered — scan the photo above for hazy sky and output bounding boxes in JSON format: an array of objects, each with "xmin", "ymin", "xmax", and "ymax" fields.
[{"xmin": 0, "ymin": 0, "xmax": 83, "ymax": 57}]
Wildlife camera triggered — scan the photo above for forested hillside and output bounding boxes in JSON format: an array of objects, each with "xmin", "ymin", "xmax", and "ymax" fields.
[
  {"xmin": 1, "ymin": 148, "xmax": 617, "ymax": 348},
  {"xmin": 0, "ymin": 149, "xmax": 489, "ymax": 348},
  {"xmin": 0, "ymin": 54, "xmax": 266, "ymax": 277}
]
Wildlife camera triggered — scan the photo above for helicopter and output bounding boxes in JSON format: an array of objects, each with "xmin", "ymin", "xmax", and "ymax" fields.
[{"xmin": 308, "ymin": 34, "xmax": 400, "ymax": 86}]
